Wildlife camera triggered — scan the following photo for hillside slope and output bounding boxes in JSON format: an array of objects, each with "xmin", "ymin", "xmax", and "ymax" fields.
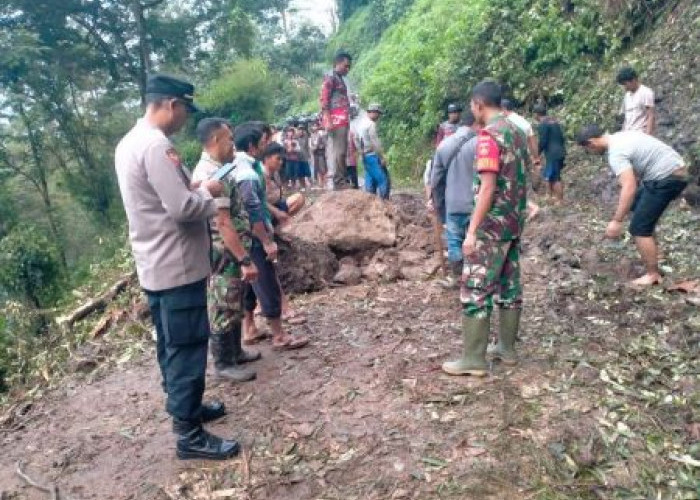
[{"xmin": 335, "ymin": 0, "xmax": 698, "ymax": 182}]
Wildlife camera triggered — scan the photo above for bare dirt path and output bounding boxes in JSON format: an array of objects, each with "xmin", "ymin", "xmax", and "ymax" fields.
[{"xmin": 1, "ymin": 195, "xmax": 698, "ymax": 500}]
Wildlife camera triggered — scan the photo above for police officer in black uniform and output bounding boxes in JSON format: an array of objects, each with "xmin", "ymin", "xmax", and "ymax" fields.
[{"xmin": 115, "ymin": 74, "xmax": 240, "ymax": 460}]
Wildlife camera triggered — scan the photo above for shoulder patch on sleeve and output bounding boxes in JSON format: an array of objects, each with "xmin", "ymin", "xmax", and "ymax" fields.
[
  {"xmin": 165, "ymin": 148, "xmax": 182, "ymax": 168},
  {"xmin": 475, "ymin": 131, "xmax": 500, "ymax": 173}
]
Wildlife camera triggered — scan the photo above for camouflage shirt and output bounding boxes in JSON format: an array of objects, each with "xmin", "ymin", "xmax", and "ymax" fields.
[
  {"xmin": 191, "ymin": 152, "xmax": 251, "ymax": 276},
  {"xmin": 473, "ymin": 113, "xmax": 528, "ymax": 241}
]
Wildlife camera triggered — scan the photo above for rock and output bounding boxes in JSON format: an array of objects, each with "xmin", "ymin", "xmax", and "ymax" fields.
[
  {"xmin": 398, "ymin": 249, "xmax": 425, "ymax": 266},
  {"xmin": 682, "ymin": 185, "xmax": 700, "ymax": 207},
  {"xmin": 362, "ymin": 249, "xmax": 401, "ymax": 282},
  {"xmin": 333, "ymin": 262, "xmax": 362, "ymax": 285},
  {"xmin": 282, "ymin": 190, "xmax": 398, "ymax": 252},
  {"xmin": 278, "ymin": 236, "xmax": 338, "ymax": 294}
]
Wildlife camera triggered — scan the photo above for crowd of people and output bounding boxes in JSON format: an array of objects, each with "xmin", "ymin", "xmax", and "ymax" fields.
[{"xmin": 114, "ymin": 52, "xmax": 688, "ymax": 461}]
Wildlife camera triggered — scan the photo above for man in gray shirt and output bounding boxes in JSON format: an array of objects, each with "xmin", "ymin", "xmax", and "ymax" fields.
[
  {"xmin": 430, "ymin": 111, "xmax": 479, "ymax": 287},
  {"xmin": 576, "ymin": 125, "xmax": 688, "ymax": 287},
  {"xmin": 115, "ymin": 74, "xmax": 239, "ymax": 460}
]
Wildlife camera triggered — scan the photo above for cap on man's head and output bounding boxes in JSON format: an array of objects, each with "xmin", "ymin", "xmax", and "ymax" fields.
[
  {"xmin": 447, "ymin": 103, "xmax": 463, "ymax": 113},
  {"xmin": 575, "ymin": 124, "xmax": 604, "ymax": 145},
  {"xmin": 502, "ymin": 98, "xmax": 518, "ymax": 111},
  {"xmin": 145, "ymin": 74, "xmax": 200, "ymax": 113},
  {"xmin": 533, "ymin": 104, "xmax": 547, "ymax": 116},
  {"xmin": 367, "ymin": 103, "xmax": 383, "ymax": 114}
]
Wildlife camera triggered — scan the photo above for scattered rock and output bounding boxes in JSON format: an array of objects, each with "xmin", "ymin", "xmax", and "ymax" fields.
[{"xmin": 333, "ymin": 262, "xmax": 362, "ymax": 285}]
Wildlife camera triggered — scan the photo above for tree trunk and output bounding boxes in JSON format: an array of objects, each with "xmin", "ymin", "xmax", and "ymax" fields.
[{"xmin": 131, "ymin": 0, "xmax": 152, "ymax": 105}]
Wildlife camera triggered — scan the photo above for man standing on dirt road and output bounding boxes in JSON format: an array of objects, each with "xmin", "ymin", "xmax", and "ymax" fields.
[
  {"xmin": 192, "ymin": 118, "xmax": 261, "ymax": 383},
  {"xmin": 355, "ymin": 103, "xmax": 390, "ymax": 199},
  {"xmin": 430, "ymin": 110, "xmax": 480, "ymax": 289},
  {"xmin": 233, "ymin": 123, "xmax": 310, "ymax": 350},
  {"xmin": 320, "ymin": 50, "xmax": 352, "ymax": 190},
  {"xmin": 435, "ymin": 103, "xmax": 463, "ymax": 146},
  {"xmin": 442, "ymin": 81, "xmax": 528, "ymax": 376},
  {"xmin": 575, "ymin": 124, "xmax": 688, "ymax": 287},
  {"xmin": 115, "ymin": 75, "xmax": 240, "ymax": 461}
]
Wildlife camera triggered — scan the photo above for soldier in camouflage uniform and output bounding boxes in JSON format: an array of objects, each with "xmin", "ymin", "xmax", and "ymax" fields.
[
  {"xmin": 192, "ymin": 118, "xmax": 261, "ymax": 383},
  {"xmin": 442, "ymin": 81, "xmax": 528, "ymax": 377}
]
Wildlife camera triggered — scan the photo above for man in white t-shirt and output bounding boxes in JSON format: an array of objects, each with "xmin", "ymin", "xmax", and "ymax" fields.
[
  {"xmin": 617, "ymin": 67, "xmax": 655, "ymax": 135},
  {"xmin": 576, "ymin": 124, "xmax": 688, "ymax": 287}
]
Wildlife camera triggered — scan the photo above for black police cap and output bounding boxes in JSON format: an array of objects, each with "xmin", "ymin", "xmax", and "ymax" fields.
[
  {"xmin": 145, "ymin": 74, "xmax": 200, "ymax": 113},
  {"xmin": 447, "ymin": 103, "xmax": 463, "ymax": 113}
]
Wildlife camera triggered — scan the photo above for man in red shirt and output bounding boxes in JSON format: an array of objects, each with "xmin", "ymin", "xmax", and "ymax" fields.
[{"xmin": 320, "ymin": 51, "xmax": 352, "ymax": 190}]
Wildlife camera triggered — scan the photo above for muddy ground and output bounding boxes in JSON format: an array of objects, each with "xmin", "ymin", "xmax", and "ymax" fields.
[{"xmin": 1, "ymin": 178, "xmax": 698, "ymax": 499}]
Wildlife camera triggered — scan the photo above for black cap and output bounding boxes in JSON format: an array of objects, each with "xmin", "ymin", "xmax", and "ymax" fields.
[
  {"xmin": 447, "ymin": 103, "xmax": 463, "ymax": 113},
  {"xmin": 145, "ymin": 74, "xmax": 200, "ymax": 113},
  {"xmin": 501, "ymin": 98, "xmax": 515, "ymax": 111}
]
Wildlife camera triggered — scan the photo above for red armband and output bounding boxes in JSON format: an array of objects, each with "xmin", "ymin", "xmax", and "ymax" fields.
[{"xmin": 475, "ymin": 132, "xmax": 500, "ymax": 173}]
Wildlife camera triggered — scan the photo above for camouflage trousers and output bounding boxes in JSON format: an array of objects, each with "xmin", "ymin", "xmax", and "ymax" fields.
[
  {"xmin": 207, "ymin": 263, "xmax": 244, "ymax": 336},
  {"xmin": 460, "ymin": 238, "xmax": 522, "ymax": 318}
]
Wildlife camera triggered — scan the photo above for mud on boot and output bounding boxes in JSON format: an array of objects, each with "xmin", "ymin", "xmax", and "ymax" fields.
[
  {"xmin": 442, "ymin": 315, "xmax": 490, "ymax": 377},
  {"xmin": 490, "ymin": 308, "xmax": 520, "ymax": 366},
  {"xmin": 210, "ymin": 328, "xmax": 256, "ymax": 382},
  {"xmin": 231, "ymin": 323, "xmax": 261, "ymax": 365}
]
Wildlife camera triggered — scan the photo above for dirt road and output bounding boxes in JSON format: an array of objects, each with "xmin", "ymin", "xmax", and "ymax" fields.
[{"xmin": 1, "ymin": 194, "xmax": 698, "ymax": 500}]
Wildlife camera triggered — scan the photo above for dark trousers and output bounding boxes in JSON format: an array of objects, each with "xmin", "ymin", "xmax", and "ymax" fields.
[
  {"xmin": 347, "ymin": 165, "xmax": 359, "ymax": 188},
  {"xmin": 243, "ymin": 242, "xmax": 282, "ymax": 318},
  {"xmin": 146, "ymin": 279, "xmax": 209, "ymax": 424}
]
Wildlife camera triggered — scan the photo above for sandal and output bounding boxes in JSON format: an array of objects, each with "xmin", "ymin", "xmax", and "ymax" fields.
[
  {"xmin": 243, "ymin": 330, "xmax": 272, "ymax": 345},
  {"xmin": 282, "ymin": 310, "xmax": 307, "ymax": 325},
  {"xmin": 272, "ymin": 335, "xmax": 310, "ymax": 350}
]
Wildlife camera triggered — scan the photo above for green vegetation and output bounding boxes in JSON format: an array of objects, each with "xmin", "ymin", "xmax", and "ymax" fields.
[{"xmin": 336, "ymin": 0, "xmax": 676, "ymax": 178}]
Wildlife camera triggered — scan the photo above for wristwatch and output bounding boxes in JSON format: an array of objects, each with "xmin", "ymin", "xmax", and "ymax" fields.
[{"xmin": 239, "ymin": 255, "xmax": 252, "ymax": 266}]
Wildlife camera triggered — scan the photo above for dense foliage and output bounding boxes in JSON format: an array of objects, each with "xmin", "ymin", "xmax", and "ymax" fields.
[
  {"xmin": 0, "ymin": 0, "xmax": 330, "ymax": 391},
  {"xmin": 339, "ymin": 0, "xmax": 675, "ymax": 179}
]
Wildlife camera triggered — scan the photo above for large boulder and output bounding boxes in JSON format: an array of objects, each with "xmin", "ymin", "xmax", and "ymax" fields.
[
  {"xmin": 277, "ymin": 236, "xmax": 338, "ymax": 294},
  {"xmin": 281, "ymin": 190, "xmax": 398, "ymax": 252}
]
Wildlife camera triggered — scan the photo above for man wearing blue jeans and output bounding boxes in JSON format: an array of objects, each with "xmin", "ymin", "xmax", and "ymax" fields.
[
  {"xmin": 356, "ymin": 103, "xmax": 390, "ymax": 199},
  {"xmin": 430, "ymin": 111, "xmax": 480, "ymax": 288}
]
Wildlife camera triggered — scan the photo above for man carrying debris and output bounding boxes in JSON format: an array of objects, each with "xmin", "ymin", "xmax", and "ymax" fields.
[
  {"xmin": 320, "ymin": 50, "xmax": 352, "ymax": 190},
  {"xmin": 191, "ymin": 118, "xmax": 261, "ymax": 384},
  {"xmin": 430, "ymin": 110, "xmax": 480, "ymax": 288},
  {"xmin": 355, "ymin": 103, "xmax": 390, "ymax": 199},
  {"xmin": 115, "ymin": 75, "xmax": 240, "ymax": 460},
  {"xmin": 617, "ymin": 67, "xmax": 655, "ymax": 135},
  {"xmin": 575, "ymin": 124, "xmax": 688, "ymax": 287},
  {"xmin": 442, "ymin": 81, "xmax": 528, "ymax": 376}
]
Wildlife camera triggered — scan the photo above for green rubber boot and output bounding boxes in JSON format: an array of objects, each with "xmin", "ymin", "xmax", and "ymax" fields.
[
  {"xmin": 441, "ymin": 315, "xmax": 490, "ymax": 376},
  {"xmin": 492, "ymin": 308, "xmax": 520, "ymax": 366}
]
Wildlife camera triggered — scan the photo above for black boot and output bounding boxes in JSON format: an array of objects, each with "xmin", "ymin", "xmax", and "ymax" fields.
[
  {"xmin": 210, "ymin": 328, "xmax": 256, "ymax": 382},
  {"xmin": 201, "ymin": 400, "xmax": 226, "ymax": 423},
  {"xmin": 173, "ymin": 419, "xmax": 240, "ymax": 461},
  {"xmin": 232, "ymin": 323, "xmax": 261, "ymax": 364}
]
